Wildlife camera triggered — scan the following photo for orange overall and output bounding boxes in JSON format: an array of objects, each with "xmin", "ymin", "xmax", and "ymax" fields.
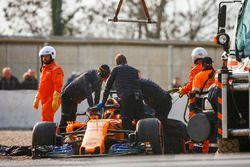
[
  {"xmin": 179, "ymin": 63, "xmax": 203, "ymax": 119},
  {"xmin": 192, "ymin": 69, "xmax": 215, "ymax": 153},
  {"xmin": 178, "ymin": 63, "xmax": 203, "ymax": 152},
  {"xmin": 38, "ymin": 61, "xmax": 64, "ymax": 122}
]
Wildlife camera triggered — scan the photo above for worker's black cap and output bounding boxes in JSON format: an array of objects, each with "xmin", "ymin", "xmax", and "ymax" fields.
[
  {"xmin": 202, "ymin": 57, "xmax": 213, "ymax": 65},
  {"xmin": 98, "ymin": 64, "xmax": 110, "ymax": 79}
]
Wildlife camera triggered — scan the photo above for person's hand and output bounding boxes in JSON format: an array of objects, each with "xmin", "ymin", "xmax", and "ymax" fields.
[
  {"xmin": 33, "ymin": 93, "xmax": 40, "ymax": 110},
  {"xmin": 96, "ymin": 102, "xmax": 104, "ymax": 110},
  {"xmin": 33, "ymin": 97, "xmax": 40, "ymax": 110},
  {"xmin": 178, "ymin": 87, "xmax": 184, "ymax": 98},
  {"xmin": 52, "ymin": 91, "xmax": 61, "ymax": 111}
]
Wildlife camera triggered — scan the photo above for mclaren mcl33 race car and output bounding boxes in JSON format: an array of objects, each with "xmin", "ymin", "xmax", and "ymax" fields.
[{"xmin": 32, "ymin": 96, "xmax": 186, "ymax": 158}]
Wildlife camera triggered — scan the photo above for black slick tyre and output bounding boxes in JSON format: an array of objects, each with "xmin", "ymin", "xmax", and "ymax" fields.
[
  {"xmin": 136, "ymin": 118, "xmax": 164, "ymax": 154},
  {"xmin": 32, "ymin": 122, "xmax": 57, "ymax": 147}
]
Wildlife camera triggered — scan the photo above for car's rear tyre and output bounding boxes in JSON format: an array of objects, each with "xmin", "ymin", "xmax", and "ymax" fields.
[
  {"xmin": 32, "ymin": 122, "xmax": 57, "ymax": 147},
  {"xmin": 164, "ymin": 119, "xmax": 187, "ymax": 154},
  {"xmin": 136, "ymin": 118, "xmax": 164, "ymax": 154}
]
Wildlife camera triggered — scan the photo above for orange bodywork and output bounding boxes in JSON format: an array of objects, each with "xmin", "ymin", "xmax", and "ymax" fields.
[
  {"xmin": 66, "ymin": 122, "xmax": 86, "ymax": 133},
  {"xmin": 104, "ymin": 98, "xmax": 121, "ymax": 119},
  {"xmin": 80, "ymin": 119, "xmax": 123, "ymax": 155},
  {"xmin": 65, "ymin": 97, "xmax": 124, "ymax": 155},
  {"xmin": 80, "ymin": 119, "xmax": 109, "ymax": 154}
]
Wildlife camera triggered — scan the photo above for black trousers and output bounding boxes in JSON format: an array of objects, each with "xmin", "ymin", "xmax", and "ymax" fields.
[
  {"xmin": 154, "ymin": 95, "xmax": 172, "ymax": 120},
  {"xmin": 59, "ymin": 94, "xmax": 78, "ymax": 133},
  {"xmin": 120, "ymin": 92, "xmax": 144, "ymax": 131},
  {"xmin": 148, "ymin": 95, "xmax": 172, "ymax": 153}
]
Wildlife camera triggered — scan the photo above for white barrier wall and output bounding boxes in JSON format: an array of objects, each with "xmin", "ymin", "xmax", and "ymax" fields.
[
  {"xmin": 0, "ymin": 90, "xmax": 89, "ymax": 129},
  {"xmin": 0, "ymin": 91, "xmax": 187, "ymax": 129},
  {"xmin": 168, "ymin": 93, "xmax": 188, "ymax": 123}
]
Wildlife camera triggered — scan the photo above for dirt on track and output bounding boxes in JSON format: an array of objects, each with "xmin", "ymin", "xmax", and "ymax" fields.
[
  {"xmin": 0, "ymin": 130, "xmax": 33, "ymax": 160},
  {"xmin": 0, "ymin": 130, "xmax": 32, "ymax": 146}
]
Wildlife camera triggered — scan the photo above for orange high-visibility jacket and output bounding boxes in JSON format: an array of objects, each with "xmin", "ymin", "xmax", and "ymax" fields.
[
  {"xmin": 179, "ymin": 63, "xmax": 203, "ymax": 95},
  {"xmin": 192, "ymin": 69, "xmax": 215, "ymax": 98},
  {"xmin": 38, "ymin": 61, "xmax": 64, "ymax": 121}
]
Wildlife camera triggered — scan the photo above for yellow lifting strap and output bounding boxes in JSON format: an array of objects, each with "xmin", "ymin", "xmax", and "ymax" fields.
[{"xmin": 109, "ymin": 0, "xmax": 157, "ymax": 24}]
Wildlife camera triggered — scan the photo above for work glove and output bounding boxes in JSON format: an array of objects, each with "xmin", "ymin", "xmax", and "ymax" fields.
[
  {"xmin": 96, "ymin": 102, "xmax": 104, "ymax": 110},
  {"xmin": 178, "ymin": 87, "xmax": 184, "ymax": 98},
  {"xmin": 52, "ymin": 91, "xmax": 61, "ymax": 111},
  {"xmin": 33, "ymin": 93, "xmax": 40, "ymax": 110}
]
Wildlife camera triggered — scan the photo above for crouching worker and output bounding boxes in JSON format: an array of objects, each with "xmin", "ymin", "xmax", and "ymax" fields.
[
  {"xmin": 59, "ymin": 64, "xmax": 111, "ymax": 133},
  {"xmin": 139, "ymin": 78, "xmax": 175, "ymax": 152},
  {"xmin": 33, "ymin": 46, "xmax": 64, "ymax": 122},
  {"xmin": 140, "ymin": 78, "xmax": 189, "ymax": 154},
  {"xmin": 139, "ymin": 78, "xmax": 172, "ymax": 123},
  {"xmin": 191, "ymin": 57, "xmax": 217, "ymax": 153}
]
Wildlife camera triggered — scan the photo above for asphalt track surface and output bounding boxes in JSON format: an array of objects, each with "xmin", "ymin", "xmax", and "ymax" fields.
[{"xmin": 1, "ymin": 153, "xmax": 250, "ymax": 167}]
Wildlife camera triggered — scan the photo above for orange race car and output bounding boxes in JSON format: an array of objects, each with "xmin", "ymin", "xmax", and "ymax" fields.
[{"xmin": 32, "ymin": 93, "xmax": 186, "ymax": 158}]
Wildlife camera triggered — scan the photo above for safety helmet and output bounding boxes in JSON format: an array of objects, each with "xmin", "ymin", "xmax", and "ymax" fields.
[
  {"xmin": 39, "ymin": 46, "xmax": 56, "ymax": 59},
  {"xmin": 98, "ymin": 64, "xmax": 111, "ymax": 79},
  {"xmin": 191, "ymin": 47, "xmax": 208, "ymax": 64}
]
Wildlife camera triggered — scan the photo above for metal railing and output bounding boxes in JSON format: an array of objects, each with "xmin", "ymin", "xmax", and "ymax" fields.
[{"xmin": 222, "ymin": 70, "xmax": 250, "ymax": 139}]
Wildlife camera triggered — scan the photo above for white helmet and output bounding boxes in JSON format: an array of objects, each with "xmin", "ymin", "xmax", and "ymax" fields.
[
  {"xmin": 39, "ymin": 46, "xmax": 56, "ymax": 59},
  {"xmin": 191, "ymin": 47, "xmax": 208, "ymax": 63}
]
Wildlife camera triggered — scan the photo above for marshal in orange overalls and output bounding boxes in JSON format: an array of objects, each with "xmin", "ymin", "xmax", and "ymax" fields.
[{"xmin": 39, "ymin": 61, "xmax": 63, "ymax": 121}]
